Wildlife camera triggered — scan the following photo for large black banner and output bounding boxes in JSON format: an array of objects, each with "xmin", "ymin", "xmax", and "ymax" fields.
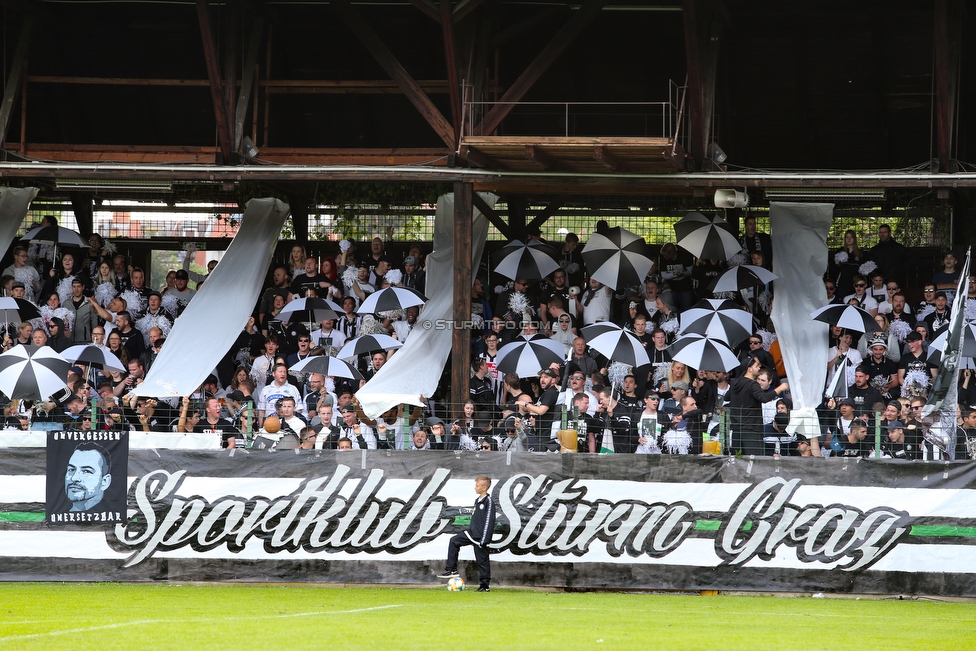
[
  {"xmin": 4, "ymin": 449, "xmax": 976, "ymax": 595},
  {"xmin": 45, "ymin": 431, "xmax": 129, "ymax": 524}
]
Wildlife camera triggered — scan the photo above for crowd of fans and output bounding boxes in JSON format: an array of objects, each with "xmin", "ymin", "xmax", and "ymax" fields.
[{"xmin": 2, "ymin": 215, "xmax": 975, "ymax": 461}]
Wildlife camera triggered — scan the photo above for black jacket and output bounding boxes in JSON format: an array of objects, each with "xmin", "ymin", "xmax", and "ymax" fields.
[{"xmin": 465, "ymin": 492, "xmax": 496, "ymax": 548}]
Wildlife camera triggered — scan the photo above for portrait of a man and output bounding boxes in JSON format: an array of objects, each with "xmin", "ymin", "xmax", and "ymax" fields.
[{"xmin": 64, "ymin": 443, "xmax": 113, "ymax": 512}]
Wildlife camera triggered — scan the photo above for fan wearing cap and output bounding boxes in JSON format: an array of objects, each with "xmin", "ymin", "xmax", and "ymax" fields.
[
  {"xmin": 924, "ymin": 291, "xmax": 952, "ymax": 338},
  {"xmin": 897, "ymin": 331, "xmax": 937, "ymax": 394},
  {"xmin": 163, "ymin": 269, "xmax": 196, "ymax": 315},
  {"xmin": 847, "ymin": 365, "xmax": 885, "ymax": 420},
  {"xmin": 497, "ymin": 415, "xmax": 528, "ymax": 452},
  {"xmin": 829, "ymin": 413, "xmax": 869, "ymax": 458},
  {"xmin": 335, "ymin": 404, "xmax": 378, "ymax": 450},
  {"xmin": 519, "ymin": 368, "xmax": 560, "ymax": 447},
  {"xmin": 400, "ymin": 255, "xmax": 425, "ymax": 293},
  {"xmin": 881, "ymin": 420, "xmax": 918, "ymax": 460},
  {"xmin": 862, "ymin": 336, "xmax": 900, "ymax": 399}
]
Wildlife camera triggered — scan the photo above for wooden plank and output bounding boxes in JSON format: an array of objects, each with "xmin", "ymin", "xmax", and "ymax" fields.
[
  {"xmin": 408, "ymin": 0, "xmax": 441, "ymax": 23},
  {"xmin": 452, "ymin": 181, "xmax": 473, "ymax": 408},
  {"xmin": 524, "ymin": 145, "xmax": 555, "ymax": 170},
  {"xmin": 473, "ymin": 191, "xmax": 509, "ymax": 238},
  {"xmin": 234, "ymin": 16, "xmax": 265, "ymax": 153},
  {"xmin": 440, "ymin": 0, "xmax": 462, "ymax": 143},
  {"xmin": 593, "ymin": 145, "xmax": 627, "ymax": 172},
  {"xmin": 27, "ymin": 75, "xmax": 211, "ymax": 87},
  {"xmin": 475, "ymin": 0, "xmax": 605, "ymax": 136},
  {"xmin": 332, "ymin": 0, "xmax": 456, "ymax": 149},
  {"xmin": 0, "ymin": 13, "xmax": 34, "ymax": 152},
  {"xmin": 196, "ymin": 0, "xmax": 232, "ymax": 163},
  {"xmin": 459, "ymin": 144, "xmax": 506, "ymax": 170}
]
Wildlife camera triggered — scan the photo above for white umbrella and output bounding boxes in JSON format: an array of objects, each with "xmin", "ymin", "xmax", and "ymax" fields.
[
  {"xmin": 357, "ymin": 287, "xmax": 427, "ymax": 315},
  {"xmin": 494, "ymin": 337, "xmax": 566, "ymax": 376},
  {"xmin": 290, "ymin": 355, "xmax": 365, "ymax": 381},
  {"xmin": 494, "ymin": 240, "xmax": 561, "ymax": 281},
  {"xmin": 580, "ymin": 323, "xmax": 650, "ymax": 367},
  {"xmin": 278, "ymin": 297, "xmax": 342, "ymax": 323},
  {"xmin": 810, "ymin": 303, "xmax": 878, "ymax": 333},
  {"xmin": 337, "ymin": 334, "xmax": 403, "ymax": 360},
  {"xmin": 581, "ymin": 227, "xmax": 654, "ymax": 290},
  {"xmin": 668, "ymin": 334, "xmax": 739, "ymax": 372},
  {"xmin": 673, "ymin": 212, "xmax": 741, "ymax": 260},
  {"xmin": 0, "ymin": 344, "xmax": 69, "ymax": 399},
  {"xmin": 679, "ymin": 298, "xmax": 754, "ymax": 346},
  {"xmin": 60, "ymin": 344, "xmax": 126, "ymax": 373},
  {"xmin": 711, "ymin": 264, "xmax": 778, "ymax": 292}
]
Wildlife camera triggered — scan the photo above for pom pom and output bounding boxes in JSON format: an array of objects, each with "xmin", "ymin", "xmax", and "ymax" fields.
[
  {"xmin": 758, "ymin": 290, "xmax": 773, "ymax": 314},
  {"xmin": 966, "ymin": 299, "xmax": 976, "ymax": 323},
  {"xmin": 120, "ymin": 289, "xmax": 144, "ymax": 316},
  {"xmin": 161, "ymin": 293, "xmax": 180, "ymax": 316},
  {"xmin": 728, "ymin": 251, "xmax": 748, "ymax": 268},
  {"xmin": 660, "ymin": 317, "xmax": 680, "ymax": 334},
  {"xmin": 663, "ymin": 428, "xmax": 692, "ymax": 455},
  {"xmin": 756, "ymin": 328, "xmax": 777, "ymax": 351},
  {"xmin": 384, "ymin": 269, "xmax": 402, "ymax": 286},
  {"xmin": 917, "ymin": 304, "xmax": 935, "ymax": 321},
  {"xmin": 56, "ymin": 276, "xmax": 74, "ymax": 305},
  {"xmin": 858, "ymin": 261, "xmax": 877, "ymax": 276},
  {"xmin": 135, "ymin": 312, "xmax": 172, "ymax": 345},
  {"xmin": 889, "ymin": 318, "xmax": 912, "ymax": 343},
  {"xmin": 493, "ymin": 285, "xmax": 507, "ymax": 295},
  {"xmin": 834, "ymin": 251, "xmax": 849, "ymax": 264},
  {"xmin": 342, "ymin": 266, "xmax": 358, "ymax": 289},
  {"xmin": 338, "ymin": 239, "xmax": 351, "ymax": 253},
  {"xmin": 183, "ymin": 242, "xmax": 197, "ymax": 253},
  {"xmin": 653, "ymin": 363, "xmax": 671, "ymax": 386},
  {"xmin": 508, "ymin": 291, "xmax": 530, "ymax": 315},
  {"xmin": 379, "ymin": 308, "xmax": 404, "ymax": 321},
  {"xmin": 565, "ymin": 262, "xmax": 580, "ymax": 275},
  {"xmin": 101, "ymin": 240, "xmax": 117, "ymax": 255},
  {"xmin": 51, "ymin": 306, "xmax": 74, "ymax": 332},
  {"xmin": 607, "ymin": 361, "xmax": 631, "ymax": 390},
  {"xmin": 903, "ymin": 369, "xmax": 931, "ymax": 393},
  {"xmin": 713, "ymin": 290, "xmax": 737, "ymax": 300},
  {"xmin": 360, "ymin": 315, "xmax": 389, "ymax": 336},
  {"xmin": 470, "ymin": 313, "xmax": 485, "ymax": 331},
  {"xmin": 94, "ymin": 282, "xmax": 117, "ymax": 307}
]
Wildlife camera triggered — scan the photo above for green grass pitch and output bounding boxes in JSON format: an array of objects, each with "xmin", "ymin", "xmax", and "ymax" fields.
[{"xmin": 0, "ymin": 583, "xmax": 974, "ymax": 651}]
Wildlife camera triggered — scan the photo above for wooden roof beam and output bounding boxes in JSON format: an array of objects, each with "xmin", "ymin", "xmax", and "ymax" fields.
[
  {"xmin": 526, "ymin": 200, "xmax": 564, "ymax": 233},
  {"xmin": 593, "ymin": 145, "xmax": 628, "ymax": 172},
  {"xmin": 525, "ymin": 145, "xmax": 555, "ymax": 170},
  {"xmin": 473, "ymin": 191, "xmax": 509, "ymax": 238},
  {"xmin": 332, "ymin": 0, "xmax": 456, "ymax": 150},
  {"xmin": 682, "ymin": 0, "xmax": 724, "ymax": 171},
  {"xmin": 196, "ymin": 0, "xmax": 232, "ymax": 164},
  {"xmin": 475, "ymin": 0, "xmax": 605, "ymax": 136},
  {"xmin": 440, "ymin": 0, "xmax": 462, "ymax": 144},
  {"xmin": 0, "ymin": 13, "xmax": 34, "ymax": 153},
  {"xmin": 234, "ymin": 15, "xmax": 265, "ymax": 154},
  {"xmin": 934, "ymin": 0, "xmax": 962, "ymax": 173}
]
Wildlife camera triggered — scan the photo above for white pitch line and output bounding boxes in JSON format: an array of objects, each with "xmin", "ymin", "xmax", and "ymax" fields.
[{"xmin": 0, "ymin": 605, "xmax": 402, "ymax": 642}]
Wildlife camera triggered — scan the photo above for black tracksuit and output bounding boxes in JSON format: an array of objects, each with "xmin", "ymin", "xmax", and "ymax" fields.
[{"xmin": 445, "ymin": 491, "xmax": 496, "ymax": 588}]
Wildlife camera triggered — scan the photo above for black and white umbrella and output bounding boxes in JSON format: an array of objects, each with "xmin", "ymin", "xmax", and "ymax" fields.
[
  {"xmin": 20, "ymin": 225, "xmax": 88, "ymax": 248},
  {"xmin": 928, "ymin": 325, "xmax": 976, "ymax": 366},
  {"xmin": 0, "ymin": 296, "xmax": 42, "ymax": 325},
  {"xmin": 810, "ymin": 303, "xmax": 878, "ymax": 333},
  {"xmin": 679, "ymin": 298, "xmax": 754, "ymax": 346},
  {"xmin": 60, "ymin": 344, "xmax": 126, "ymax": 373},
  {"xmin": 580, "ymin": 323, "xmax": 650, "ymax": 367},
  {"xmin": 290, "ymin": 354, "xmax": 365, "ymax": 381},
  {"xmin": 278, "ymin": 297, "xmax": 342, "ymax": 323},
  {"xmin": 337, "ymin": 334, "xmax": 403, "ymax": 360},
  {"xmin": 581, "ymin": 227, "xmax": 654, "ymax": 290},
  {"xmin": 668, "ymin": 334, "xmax": 739, "ymax": 372},
  {"xmin": 494, "ymin": 240, "xmax": 561, "ymax": 281},
  {"xmin": 357, "ymin": 287, "xmax": 427, "ymax": 315},
  {"xmin": 0, "ymin": 344, "xmax": 69, "ymax": 399},
  {"xmin": 494, "ymin": 337, "xmax": 567, "ymax": 376},
  {"xmin": 711, "ymin": 264, "xmax": 778, "ymax": 292},
  {"xmin": 673, "ymin": 212, "xmax": 742, "ymax": 261}
]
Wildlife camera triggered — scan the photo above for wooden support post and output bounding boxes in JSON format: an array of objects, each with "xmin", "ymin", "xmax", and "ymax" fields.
[
  {"xmin": 235, "ymin": 16, "xmax": 265, "ymax": 153},
  {"xmin": 473, "ymin": 192, "xmax": 509, "ymax": 238},
  {"xmin": 475, "ymin": 0, "xmax": 605, "ymax": 136},
  {"xmin": 440, "ymin": 0, "xmax": 462, "ymax": 145},
  {"xmin": 452, "ymin": 182, "xmax": 473, "ymax": 413},
  {"xmin": 196, "ymin": 0, "xmax": 233, "ymax": 163},
  {"xmin": 289, "ymin": 196, "xmax": 310, "ymax": 243},
  {"xmin": 525, "ymin": 201, "xmax": 563, "ymax": 234},
  {"xmin": 0, "ymin": 13, "xmax": 34, "ymax": 153},
  {"xmin": 934, "ymin": 0, "xmax": 961, "ymax": 172},
  {"xmin": 682, "ymin": 0, "xmax": 723, "ymax": 171}
]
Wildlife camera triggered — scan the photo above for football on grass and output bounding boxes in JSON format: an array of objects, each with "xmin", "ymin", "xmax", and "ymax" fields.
[{"xmin": 447, "ymin": 577, "xmax": 465, "ymax": 591}]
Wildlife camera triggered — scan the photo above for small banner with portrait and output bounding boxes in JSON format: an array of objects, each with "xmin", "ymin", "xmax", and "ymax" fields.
[{"xmin": 45, "ymin": 430, "xmax": 128, "ymax": 524}]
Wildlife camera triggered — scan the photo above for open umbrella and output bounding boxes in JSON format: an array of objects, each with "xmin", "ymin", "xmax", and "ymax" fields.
[
  {"xmin": 580, "ymin": 323, "xmax": 650, "ymax": 367},
  {"xmin": 290, "ymin": 354, "xmax": 364, "ymax": 381},
  {"xmin": 337, "ymin": 334, "xmax": 403, "ymax": 360},
  {"xmin": 0, "ymin": 344, "xmax": 69, "ymax": 399},
  {"xmin": 494, "ymin": 240, "xmax": 561, "ymax": 281},
  {"xmin": 928, "ymin": 325, "xmax": 976, "ymax": 367},
  {"xmin": 581, "ymin": 227, "xmax": 654, "ymax": 290},
  {"xmin": 278, "ymin": 297, "xmax": 342, "ymax": 323},
  {"xmin": 20, "ymin": 225, "xmax": 88, "ymax": 249},
  {"xmin": 0, "ymin": 296, "xmax": 42, "ymax": 332},
  {"xmin": 60, "ymin": 344, "xmax": 126, "ymax": 373},
  {"xmin": 357, "ymin": 287, "xmax": 427, "ymax": 315},
  {"xmin": 810, "ymin": 303, "xmax": 878, "ymax": 333},
  {"xmin": 673, "ymin": 212, "xmax": 742, "ymax": 260},
  {"xmin": 668, "ymin": 334, "xmax": 739, "ymax": 372},
  {"xmin": 679, "ymin": 298, "xmax": 754, "ymax": 346},
  {"xmin": 711, "ymin": 264, "xmax": 778, "ymax": 292},
  {"xmin": 494, "ymin": 337, "xmax": 566, "ymax": 376}
]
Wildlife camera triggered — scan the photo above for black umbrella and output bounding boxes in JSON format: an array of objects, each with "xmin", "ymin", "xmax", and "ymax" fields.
[
  {"xmin": 668, "ymin": 334, "xmax": 739, "ymax": 372},
  {"xmin": 711, "ymin": 264, "xmax": 778, "ymax": 292},
  {"xmin": 0, "ymin": 296, "xmax": 42, "ymax": 326},
  {"xmin": 0, "ymin": 344, "xmax": 69, "ymax": 399},
  {"xmin": 494, "ymin": 240, "xmax": 561, "ymax": 281},
  {"xmin": 580, "ymin": 323, "xmax": 650, "ymax": 367},
  {"xmin": 60, "ymin": 344, "xmax": 126, "ymax": 373},
  {"xmin": 290, "ymin": 354, "xmax": 364, "ymax": 381},
  {"xmin": 580, "ymin": 227, "xmax": 654, "ymax": 290},
  {"xmin": 810, "ymin": 304, "xmax": 878, "ymax": 333},
  {"xmin": 679, "ymin": 298, "xmax": 754, "ymax": 346},
  {"xmin": 278, "ymin": 297, "xmax": 342, "ymax": 323},
  {"xmin": 357, "ymin": 287, "xmax": 427, "ymax": 315},
  {"xmin": 20, "ymin": 225, "xmax": 88, "ymax": 248},
  {"xmin": 673, "ymin": 212, "xmax": 741, "ymax": 260},
  {"xmin": 337, "ymin": 334, "xmax": 403, "ymax": 360},
  {"xmin": 494, "ymin": 337, "xmax": 566, "ymax": 376}
]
